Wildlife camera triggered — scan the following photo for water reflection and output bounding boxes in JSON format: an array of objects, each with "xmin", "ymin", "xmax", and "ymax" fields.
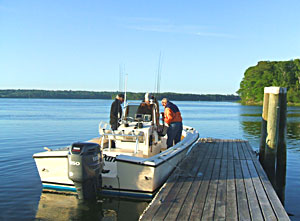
[
  {"xmin": 240, "ymin": 121, "xmax": 261, "ymax": 137},
  {"xmin": 35, "ymin": 193, "xmax": 148, "ymax": 220},
  {"xmin": 240, "ymin": 121, "xmax": 300, "ymax": 147},
  {"xmin": 287, "ymin": 122, "xmax": 300, "ymax": 142}
]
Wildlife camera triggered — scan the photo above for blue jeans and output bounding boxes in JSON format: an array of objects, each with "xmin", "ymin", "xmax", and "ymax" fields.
[{"xmin": 167, "ymin": 122, "xmax": 183, "ymax": 148}]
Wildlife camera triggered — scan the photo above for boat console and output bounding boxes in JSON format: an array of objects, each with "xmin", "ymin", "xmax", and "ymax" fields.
[{"xmin": 98, "ymin": 102, "xmax": 165, "ymax": 158}]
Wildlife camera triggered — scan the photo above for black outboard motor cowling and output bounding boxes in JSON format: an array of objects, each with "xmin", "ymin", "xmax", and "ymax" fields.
[{"xmin": 68, "ymin": 142, "xmax": 103, "ymax": 200}]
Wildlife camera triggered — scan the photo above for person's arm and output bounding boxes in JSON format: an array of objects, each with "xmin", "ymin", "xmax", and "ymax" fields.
[
  {"xmin": 164, "ymin": 108, "xmax": 174, "ymax": 125},
  {"xmin": 118, "ymin": 103, "xmax": 122, "ymax": 119},
  {"xmin": 110, "ymin": 101, "xmax": 118, "ymax": 121}
]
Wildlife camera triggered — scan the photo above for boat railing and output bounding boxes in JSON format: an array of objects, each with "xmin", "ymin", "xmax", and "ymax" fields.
[
  {"xmin": 183, "ymin": 126, "xmax": 196, "ymax": 133},
  {"xmin": 98, "ymin": 121, "xmax": 144, "ymax": 153}
]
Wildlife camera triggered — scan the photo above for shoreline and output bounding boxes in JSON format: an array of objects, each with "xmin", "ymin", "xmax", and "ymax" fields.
[{"xmin": 0, "ymin": 89, "xmax": 240, "ymax": 102}]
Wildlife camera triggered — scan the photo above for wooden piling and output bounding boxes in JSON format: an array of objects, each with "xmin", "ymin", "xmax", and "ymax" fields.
[
  {"xmin": 260, "ymin": 87, "xmax": 287, "ymax": 186},
  {"xmin": 276, "ymin": 89, "xmax": 287, "ymax": 204},
  {"xmin": 259, "ymin": 92, "xmax": 269, "ymax": 164}
]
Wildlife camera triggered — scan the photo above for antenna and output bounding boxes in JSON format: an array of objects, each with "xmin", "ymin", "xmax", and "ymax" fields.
[
  {"xmin": 119, "ymin": 65, "xmax": 122, "ymax": 92},
  {"xmin": 119, "ymin": 64, "xmax": 125, "ymax": 92},
  {"xmin": 154, "ymin": 70, "xmax": 157, "ymax": 95},
  {"xmin": 155, "ymin": 52, "xmax": 163, "ymax": 94}
]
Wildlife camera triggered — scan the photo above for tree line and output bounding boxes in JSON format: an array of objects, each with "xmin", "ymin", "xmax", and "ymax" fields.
[
  {"xmin": 0, "ymin": 89, "xmax": 240, "ymax": 102},
  {"xmin": 237, "ymin": 59, "xmax": 300, "ymax": 105}
]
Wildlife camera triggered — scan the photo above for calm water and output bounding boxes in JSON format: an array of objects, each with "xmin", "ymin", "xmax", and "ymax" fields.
[{"xmin": 0, "ymin": 99, "xmax": 299, "ymax": 220}]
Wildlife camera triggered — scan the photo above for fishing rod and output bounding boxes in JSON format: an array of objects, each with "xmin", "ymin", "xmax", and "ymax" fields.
[{"xmin": 124, "ymin": 73, "xmax": 128, "ymax": 106}]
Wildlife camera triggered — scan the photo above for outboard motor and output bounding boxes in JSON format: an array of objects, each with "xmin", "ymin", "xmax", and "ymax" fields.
[{"xmin": 68, "ymin": 142, "xmax": 103, "ymax": 200}]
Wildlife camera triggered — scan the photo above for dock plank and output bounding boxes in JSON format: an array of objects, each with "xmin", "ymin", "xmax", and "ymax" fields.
[
  {"xmin": 164, "ymin": 144, "xmax": 209, "ymax": 220},
  {"xmin": 240, "ymin": 159, "xmax": 264, "ymax": 220},
  {"xmin": 201, "ymin": 158, "xmax": 221, "ymax": 220},
  {"xmin": 140, "ymin": 139, "xmax": 290, "ymax": 221},
  {"xmin": 227, "ymin": 140, "xmax": 234, "ymax": 160},
  {"xmin": 140, "ymin": 147, "xmax": 195, "ymax": 220},
  {"xmin": 234, "ymin": 159, "xmax": 251, "ymax": 220},
  {"xmin": 176, "ymin": 143, "xmax": 215, "ymax": 220},
  {"xmin": 226, "ymin": 158, "xmax": 238, "ymax": 220},
  {"xmin": 189, "ymin": 155, "xmax": 216, "ymax": 219},
  {"xmin": 236, "ymin": 141, "xmax": 246, "ymax": 160},
  {"xmin": 247, "ymin": 160, "xmax": 277, "ymax": 220},
  {"xmin": 253, "ymin": 160, "xmax": 290, "ymax": 220},
  {"xmin": 214, "ymin": 158, "xmax": 227, "ymax": 220},
  {"xmin": 221, "ymin": 141, "xmax": 228, "ymax": 160},
  {"xmin": 152, "ymin": 146, "xmax": 201, "ymax": 220},
  {"xmin": 232, "ymin": 141, "xmax": 239, "ymax": 160},
  {"xmin": 244, "ymin": 141, "xmax": 259, "ymax": 160},
  {"xmin": 216, "ymin": 140, "xmax": 223, "ymax": 159},
  {"xmin": 210, "ymin": 140, "xmax": 220, "ymax": 159},
  {"xmin": 241, "ymin": 141, "xmax": 252, "ymax": 160}
]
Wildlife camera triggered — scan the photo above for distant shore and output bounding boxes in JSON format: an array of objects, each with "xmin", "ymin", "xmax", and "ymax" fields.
[
  {"xmin": 240, "ymin": 100, "xmax": 300, "ymax": 107},
  {"xmin": 0, "ymin": 89, "xmax": 240, "ymax": 102}
]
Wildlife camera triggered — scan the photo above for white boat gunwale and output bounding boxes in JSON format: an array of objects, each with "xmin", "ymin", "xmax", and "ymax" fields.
[{"xmin": 115, "ymin": 133, "xmax": 199, "ymax": 167}]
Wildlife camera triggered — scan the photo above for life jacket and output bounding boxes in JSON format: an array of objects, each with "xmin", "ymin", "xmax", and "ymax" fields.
[{"xmin": 164, "ymin": 102, "xmax": 182, "ymax": 125}]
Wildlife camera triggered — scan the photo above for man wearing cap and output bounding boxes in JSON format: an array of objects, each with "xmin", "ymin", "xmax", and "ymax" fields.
[
  {"xmin": 161, "ymin": 98, "xmax": 183, "ymax": 148},
  {"xmin": 137, "ymin": 93, "xmax": 160, "ymax": 123},
  {"xmin": 137, "ymin": 93, "xmax": 153, "ymax": 116},
  {"xmin": 110, "ymin": 93, "xmax": 124, "ymax": 131}
]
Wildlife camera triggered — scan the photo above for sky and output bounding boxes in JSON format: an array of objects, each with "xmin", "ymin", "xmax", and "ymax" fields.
[{"xmin": 0, "ymin": 0, "xmax": 299, "ymax": 95}]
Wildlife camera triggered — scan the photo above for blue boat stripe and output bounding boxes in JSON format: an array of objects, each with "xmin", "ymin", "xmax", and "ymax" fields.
[{"xmin": 43, "ymin": 184, "xmax": 77, "ymax": 192}]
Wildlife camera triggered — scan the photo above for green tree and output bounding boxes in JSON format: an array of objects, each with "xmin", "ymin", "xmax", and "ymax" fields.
[{"xmin": 237, "ymin": 59, "xmax": 300, "ymax": 105}]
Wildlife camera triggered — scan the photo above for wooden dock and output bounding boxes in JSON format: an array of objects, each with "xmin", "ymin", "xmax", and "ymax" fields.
[{"xmin": 139, "ymin": 139, "xmax": 290, "ymax": 220}]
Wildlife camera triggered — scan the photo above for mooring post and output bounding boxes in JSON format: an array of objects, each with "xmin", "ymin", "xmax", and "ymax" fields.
[
  {"xmin": 276, "ymin": 88, "xmax": 287, "ymax": 204},
  {"xmin": 259, "ymin": 91, "xmax": 269, "ymax": 165},
  {"xmin": 262, "ymin": 87, "xmax": 283, "ymax": 185}
]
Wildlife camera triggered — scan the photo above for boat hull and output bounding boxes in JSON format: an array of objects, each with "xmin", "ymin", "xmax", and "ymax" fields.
[{"xmin": 33, "ymin": 129, "xmax": 199, "ymax": 199}]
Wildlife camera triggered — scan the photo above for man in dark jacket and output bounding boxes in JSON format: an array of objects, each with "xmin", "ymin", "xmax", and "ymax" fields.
[{"xmin": 110, "ymin": 94, "xmax": 124, "ymax": 130}]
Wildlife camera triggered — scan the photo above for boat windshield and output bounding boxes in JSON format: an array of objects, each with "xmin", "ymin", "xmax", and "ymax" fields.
[{"xmin": 124, "ymin": 104, "xmax": 152, "ymax": 122}]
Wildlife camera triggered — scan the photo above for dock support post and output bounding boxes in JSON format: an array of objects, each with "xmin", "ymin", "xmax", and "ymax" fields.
[
  {"xmin": 265, "ymin": 91, "xmax": 280, "ymax": 184},
  {"xmin": 259, "ymin": 87, "xmax": 287, "ymax": 192},
  {"xmin": 259, "ymin": 92, "xmax": 269, "ymax": 164},
  {"xmin": 276, "ymin": 89, "xmax": 287, "ymax": 204}
]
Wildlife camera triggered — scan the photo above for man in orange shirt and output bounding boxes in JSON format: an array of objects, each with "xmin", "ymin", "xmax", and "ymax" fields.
[{"xmin": 161, "ymin": 98, "xmax": 183, "ymax": 148}]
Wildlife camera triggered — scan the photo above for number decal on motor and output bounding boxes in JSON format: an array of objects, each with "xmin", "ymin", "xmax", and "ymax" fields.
[{"xmin": 103, "ymin": 154, "xmax": 116, "ymax": 162}]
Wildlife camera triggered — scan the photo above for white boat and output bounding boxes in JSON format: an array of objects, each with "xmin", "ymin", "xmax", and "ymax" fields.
[{"xmin": 33, "ymin": 101, "xmax": 199, "ymax": 199}]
